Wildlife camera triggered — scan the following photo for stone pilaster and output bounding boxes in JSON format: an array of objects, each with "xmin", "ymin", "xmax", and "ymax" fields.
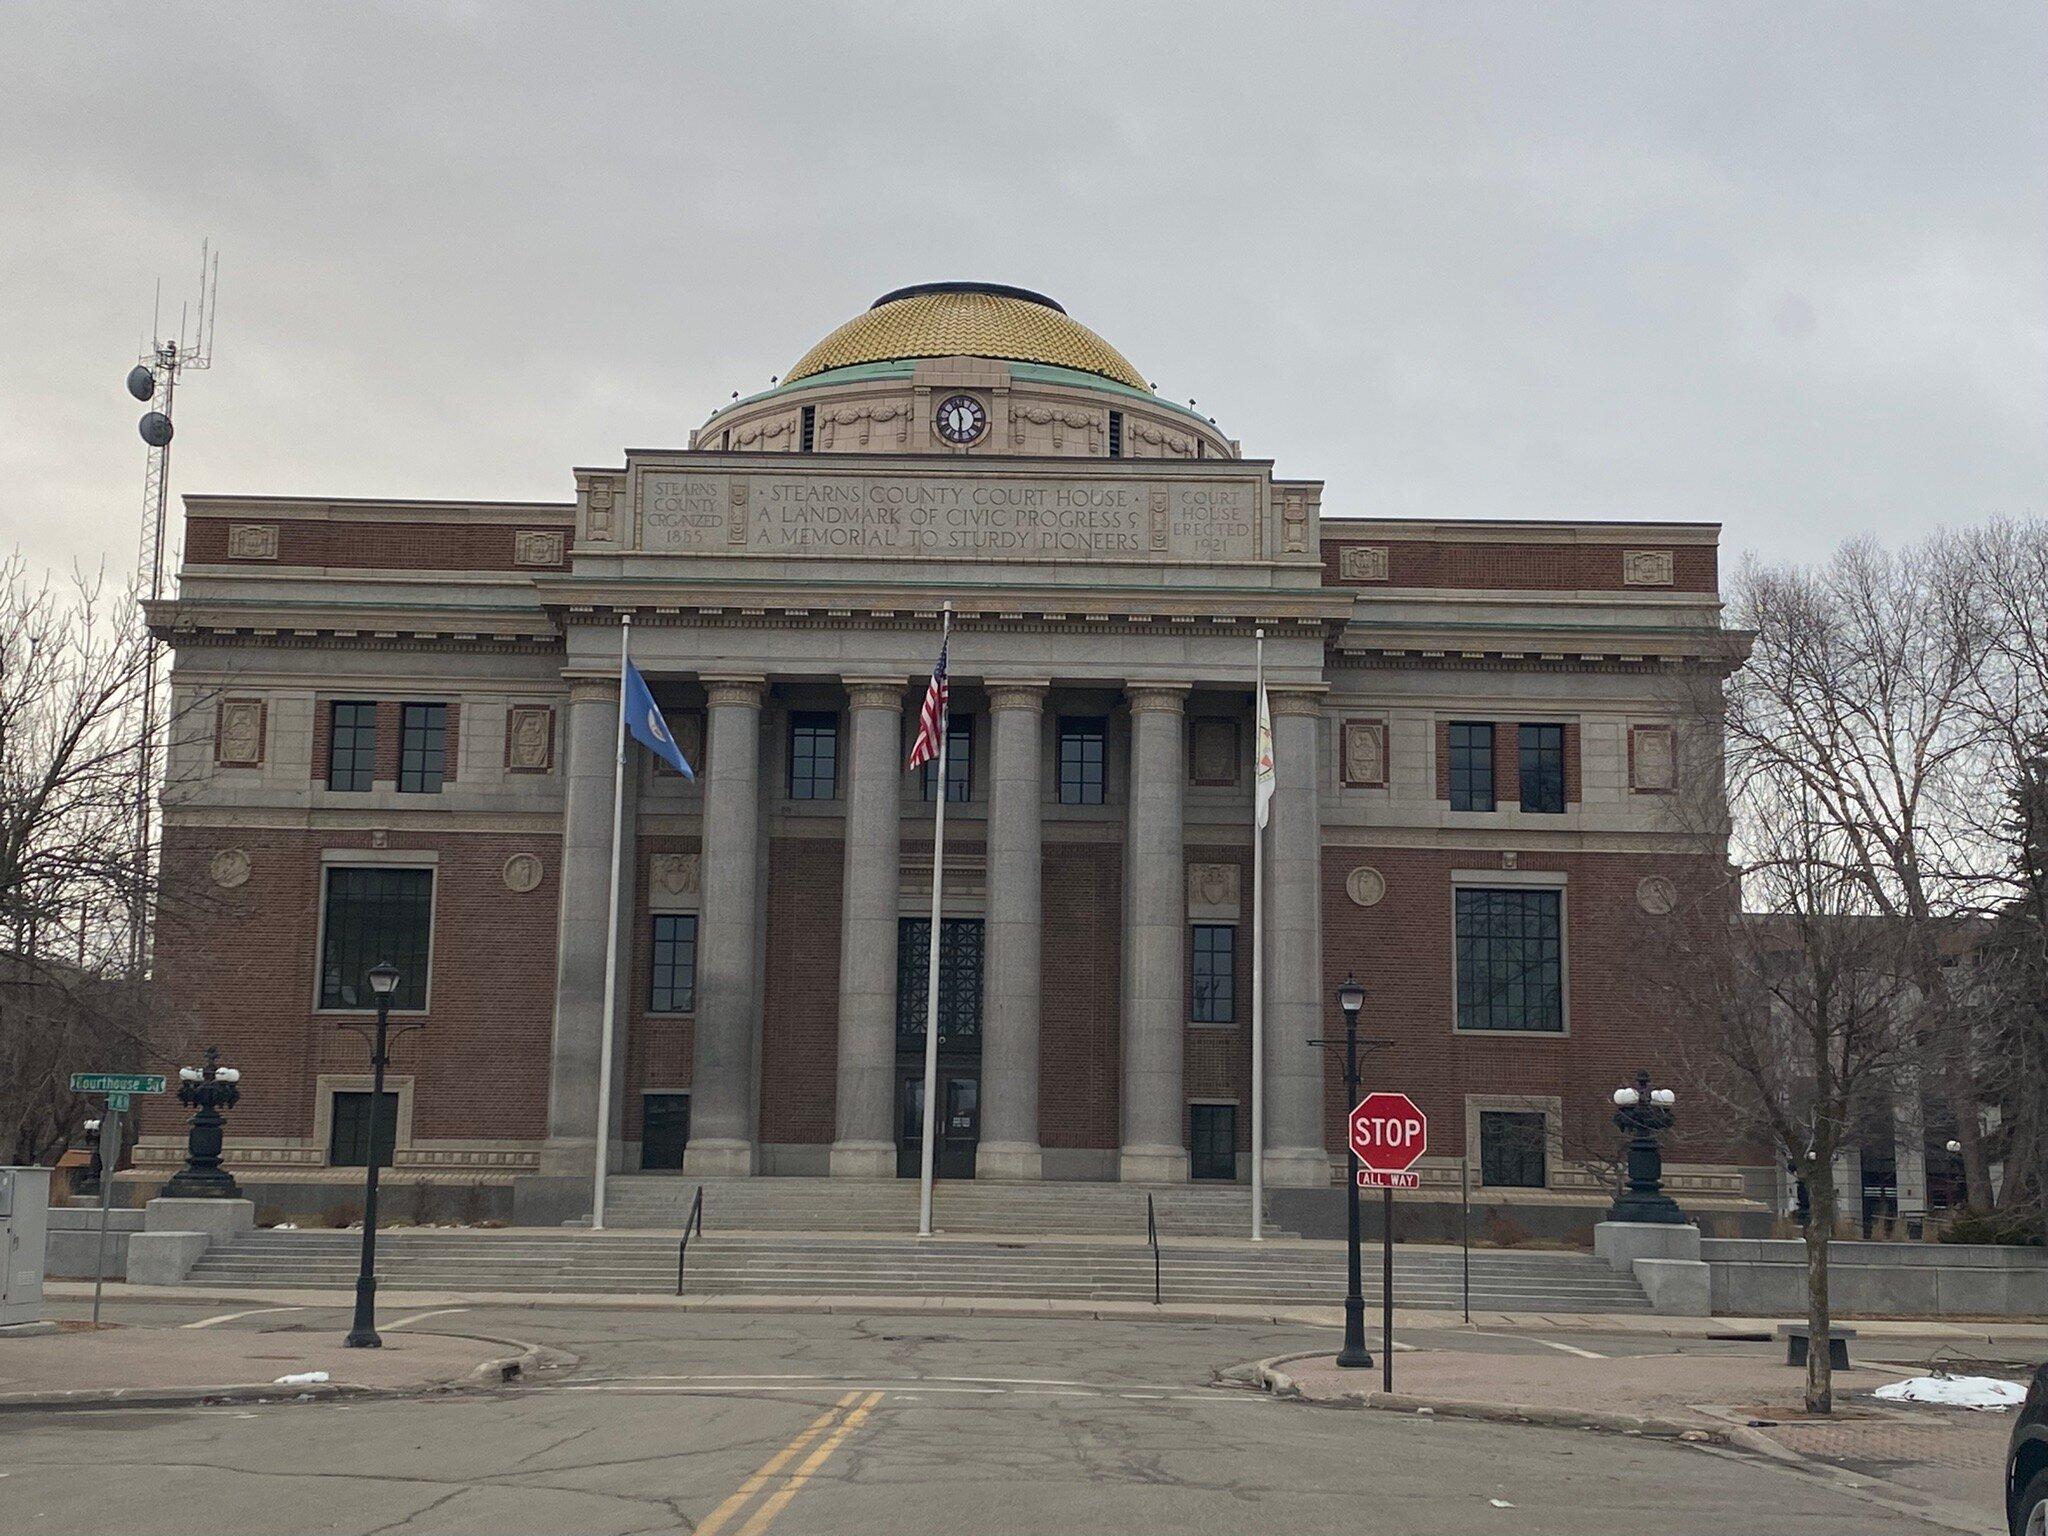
[
  {"xmin": 541, "ymin": 676, "xmax": 637, "ymax": 1176},
  {"xmin": 1120, "ymin": 683, "xmax": 1190, "ymax": 1183},
  {"xmin": 831, "ymin": 678, "xmax": 909, "ymax": 1178},
  {"xmin": 684, "ymin": 676, "xmax": 766, "ymax": 1176},
  {"xmin": 1263, "ymin": 686, "xmax": 1331, "ymax": 1187},
  {"xmin": 978, "ymin": 680, "xmax": 1049, "ymax": 1181}
]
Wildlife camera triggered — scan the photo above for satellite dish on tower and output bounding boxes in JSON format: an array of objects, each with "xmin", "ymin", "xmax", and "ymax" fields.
[
  {"xmin": 126, "ymin": 365, "xmax": 156, "ymax": 401},
  {"xmin": 138, "ymin": 411, "xmax": 174, "ymax": 447}
]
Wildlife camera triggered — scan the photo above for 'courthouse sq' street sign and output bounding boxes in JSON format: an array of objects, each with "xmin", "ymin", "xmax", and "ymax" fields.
[{"xmin": 70, "ymin": 1073, "xmax": 167, "ymax": 1096}]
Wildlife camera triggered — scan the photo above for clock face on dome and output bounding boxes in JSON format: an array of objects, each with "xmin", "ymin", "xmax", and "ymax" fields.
[{"xmin": 934, "ymin": 393, "xmax": 988, "ymax": 446}]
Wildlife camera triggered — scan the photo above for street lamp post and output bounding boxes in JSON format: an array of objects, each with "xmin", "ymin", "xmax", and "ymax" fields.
[
  {"xmin": 162, "ymin": 1046, "xmax": 243, "ymax": 1198},
  {"xmin": 1606, "ymin": 1070, "xmax": 1683, "ymax": 1224},
  {"xmin": 1333, "ymin": 975, "xmax": 1371, "ymax": 1369},
  {"xmin": 345, "ymin": 962, "xmax": 412, "ymax": 1349}
]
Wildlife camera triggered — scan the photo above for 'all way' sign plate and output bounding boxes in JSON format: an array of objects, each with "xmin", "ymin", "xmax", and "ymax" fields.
[{"xmin": 70, "ymin": 1073, "xmax": 167, "ymax": 1096}]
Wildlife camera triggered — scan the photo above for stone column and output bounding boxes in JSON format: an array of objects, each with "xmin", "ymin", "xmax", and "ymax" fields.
[
  {"xmin": 830, "ymin": 678, "xmax": 908, "ymax": 1178},
  {"xmin": 1120, "ymin": 683, "xmax": 1189, "ymax": 1183},
  {"xmin": 684, "ymin": 676, "xmax": 766, "ymax": 1176},
  {"xmin": 979, "ymin": 680, "xmax": 1048, "ymax": 1181},
  {"xmin": 542, "ymin": 677, "xmax": 636, "ymax": 1175},
  {"xmin": 1263, "ymin": 687, "xmax": 1331, "ymax": 1187}
]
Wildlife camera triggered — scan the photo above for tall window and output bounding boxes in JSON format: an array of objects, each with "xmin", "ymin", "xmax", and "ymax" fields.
[
  {"xmin": 398, "ymin": 704, "xmax": 447, "ymax": 793},
  {"xmin": 1455, "ymin": 888, "xmax": 1563, "ymax": 1032},
  {"xmin": 1448, "ymin": 722, "xmax": 1494, "ymax": 811},
  {"xmin": 1057, "ymin": 716, "xmax": 1107, "ymax": 805},
  {"xmin": 1108, "ymin": 410, "xmax": 1124, "ymax": 458},
  {"xmin": 1518, "ymin": 724, "xmax": 1566, "ymax": 814},
  {"xmin": 800, "ymin": 403, "xmax": 817, "ymax": 451},
  {"xmin": 1479, "ymin": 1110, "xmax": 1548, "ymax": 1188},
  {"xmin": 1191, "ymin": 923, "xmax": 1236, "ymax": 1024},
  {"xmin": 920, "ymin": 718, "xmax": 973, "ymax": 802},
  {"xmin": 649, "ymin": 914, "xmax": 699, "ymax": 1014},
  {"xmin": 327, "ymin": 701, "xmax": 377, "ymax": 792},
  {"xmin": 319, "ymin": 867, "xmax": 432, "ymax": 1010},
  {"xmin": 329, "ymin": 1091, "xmax": 399, "ymax": 1168},
  {"xmin": 788, "ymin": 710, "xmax": 839, "ymax": 800}
]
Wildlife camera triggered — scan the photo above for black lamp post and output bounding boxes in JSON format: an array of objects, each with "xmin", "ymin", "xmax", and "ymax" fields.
[
  {"xmin": 1606, "ymin": 1070, "xmax": 1683, "ymax": 1224},
  {"xmin": 1333, "ymin": 974, "xmax": 1372, "ymax": 1369},
  {"xmin": 162, "ymin": 1046, "xmax": 243, "ymax": 1198},
  {"xmin": 345, "ymin": 961, "xmax": 413, "ymax": 1349}
]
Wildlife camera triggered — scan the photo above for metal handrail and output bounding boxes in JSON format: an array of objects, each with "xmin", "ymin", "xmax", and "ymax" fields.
[
  {"xmin": 675, "ymin": 1185, "xmax": 704, "ymax": 1295},
  {"xmin": 1146, "ymin": 1193, "xmax": 1161, "ymax": 1306}
]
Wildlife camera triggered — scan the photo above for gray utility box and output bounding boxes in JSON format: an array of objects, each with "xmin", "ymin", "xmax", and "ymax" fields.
[{"xmin": 1, "ymin": 1167, "xmax": 53, "ymax": 1327}]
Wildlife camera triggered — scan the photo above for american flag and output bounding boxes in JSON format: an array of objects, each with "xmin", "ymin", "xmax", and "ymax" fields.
[{"xmin": 907, "ymin": 636, "xmax": 949, "ymax": 771}]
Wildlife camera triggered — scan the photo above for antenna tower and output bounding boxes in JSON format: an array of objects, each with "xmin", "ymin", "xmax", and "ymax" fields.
[{"xmin": 126, "ymin": 241, "xmax": 219, "ymax": 976}]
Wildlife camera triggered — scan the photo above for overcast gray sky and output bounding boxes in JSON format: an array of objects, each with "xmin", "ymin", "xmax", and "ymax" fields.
[{"xmin": 3, "ymin": 2, "xmax": 2041, "ymax": 579}]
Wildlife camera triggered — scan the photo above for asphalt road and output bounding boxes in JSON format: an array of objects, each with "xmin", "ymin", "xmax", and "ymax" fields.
[{"xmin": 5, "ymin": 1298, "xmax": 1990, "ymax": 1535}]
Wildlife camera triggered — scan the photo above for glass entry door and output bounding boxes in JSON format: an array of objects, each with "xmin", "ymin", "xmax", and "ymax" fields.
[
  {"xmin": 896, "ymin": 917, "xmax": 983, "ymax": 1179},
  {"xmin": 896, "ymin": 1069, "xmax": 979, "ymax": 1179}
]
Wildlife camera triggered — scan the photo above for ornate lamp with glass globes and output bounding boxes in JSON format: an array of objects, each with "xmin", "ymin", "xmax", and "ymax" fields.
[
  {"xmin": 162, "ymin": 1046, "xmax": 244, "ymax": 1198},
  {"xmin": 1605, "ymin": 1070, "xmax": 1684, "ymax": 1224}
]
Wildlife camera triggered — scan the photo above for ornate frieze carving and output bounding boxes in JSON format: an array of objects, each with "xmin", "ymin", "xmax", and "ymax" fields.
[
  {"xmin": 513, "ymin": 530, "xmax": 565, "ymax": 567},
  {"xmin": 585, "ymin": 480, "xmax": 617, "ymax": 542},
  {"xmin": 226, "ymin": 523, "xmax": 278, "ymax": 560},
  {"xmin": 1341, "ymin": 719, "xmax": 1388, "ymax": 788},
  {"xmin": 505, "ymin": 706, "xmax": 554, "ymax": 771},
  {"xmin": 1338, "ymin": 544, "xmax": 1389, "ymax": 582},
  {"xmin": 1623, "ymin": 550, "xmax": 1675, "ymax": 587},
  {"xmin": 215, "ymin": 699, "xmax": 265, "ymax": 766},
  {"xmin": 1187, "ymin": 863, "xmax": 1241, "ymax": 920},
  {"xmin": 650, "ymin": 853, "xmax": 700, "ymax": 900}
]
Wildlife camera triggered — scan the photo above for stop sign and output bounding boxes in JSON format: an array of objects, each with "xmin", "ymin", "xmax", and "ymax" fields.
[{"xmin": 1350, "ymin": 1092, "xmax": 1427, "ymax": 1173}]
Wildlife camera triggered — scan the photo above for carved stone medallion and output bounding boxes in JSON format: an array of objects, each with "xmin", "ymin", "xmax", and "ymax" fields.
[
  {"xmin": 651, "ymin": 852, "xmax": 701, "ymax": 899},
  {"xmin": 1636, "ymin": 875, "xmax": 1678, "ymax": 915},
  {"xmin": 1186, "ymin": 863, "xmax": 1240, "ymax": 918},
  {"xmin": 1344, "ymin": 865, "xmax": 1386, "ymax": 908},
  {"xmin": 209, "ymin": 848, "xmax": 251, "ymax": 888},
  {"xmin": 502, "ymin": 853, "xmax": 544, "ymax": 893}
]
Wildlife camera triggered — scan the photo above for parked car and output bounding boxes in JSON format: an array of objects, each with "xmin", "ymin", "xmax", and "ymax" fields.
[{"xmin": 2009, "ymin": 1361, "xmax": 2048, "ymax": 1535}]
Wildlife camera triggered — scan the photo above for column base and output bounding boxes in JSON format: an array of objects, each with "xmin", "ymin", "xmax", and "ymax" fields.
[
  {"xmin": 683, "ymin": 1139, "xmax": 756, "ymax": 1177},
  {"xmin": 1261, "ymin": 1147, "xmax": 1332, "ymax": 1188},
  {"xmin": 828, "ymin": 1141, "xmax": 896, "ymax": 1179},
  {"xmin": 1118, "ymin": 1144, "xmax": 1187, "ymax": 1183},
  {"xmin": 976, "ymin": 1141, "xmax": 1044, "ymax": 1182}
]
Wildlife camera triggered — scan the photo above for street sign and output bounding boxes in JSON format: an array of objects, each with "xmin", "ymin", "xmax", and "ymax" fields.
[
  {"xmin": 105, "ymin": 1092, "xmax": 132, "ymax": 1112},
  {"xmin": 70, "ymin": 1073, "xmax": 167, "ymax": 1096},
  {"xmin": 1350, "ymin": 1092, "xmax": 1428, "ymax": 1174},
  {"xmin": 1357, "ymin": 1169, "xmax": 1420, "ymax": 1190}
]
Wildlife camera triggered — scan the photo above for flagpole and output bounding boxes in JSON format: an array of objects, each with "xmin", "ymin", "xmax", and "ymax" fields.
[
  {"xmin": 592, "ymin": 613, "xmax": 631, "ymax": 1231},
  {"xmin": 918, "ymin": 602, "xmax": 953, "ymax": 1239},
  {"xmin": 1251, "ymin": 628, "xmax": 1266, "ymax": 1242}
]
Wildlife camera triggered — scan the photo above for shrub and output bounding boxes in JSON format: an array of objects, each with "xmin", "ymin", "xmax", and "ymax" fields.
[{"xmin": 1939, "ymin": 1208, "xmax": 2044, "ymax": 1247}]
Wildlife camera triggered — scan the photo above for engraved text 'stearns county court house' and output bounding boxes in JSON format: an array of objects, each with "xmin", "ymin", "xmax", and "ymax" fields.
[{"xmin": 142, "ymin": 282, "xmax": 1758, "ymax": 1230}]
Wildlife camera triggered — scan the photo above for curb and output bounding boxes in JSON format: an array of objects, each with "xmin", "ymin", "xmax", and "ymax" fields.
[
  {"xmin": 0, "ymin": 1335, "xmax": 566, "ymax": 1416},
  {"xmin": 1251, "ymin": 1356, "xmax": 1727, "ymax": 1444}
]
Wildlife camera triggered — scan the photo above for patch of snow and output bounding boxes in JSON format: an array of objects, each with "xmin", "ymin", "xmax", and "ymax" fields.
[
  {"xmin": 271, "ymin": 1370, "xmax": 331, "ymax": 1386},
  {"xmin": 1872, "ymin": 1374, "xmax": 2026, "ymax": 1410},
  {"xmin": 1489, "ymin": 1498, "xmax": 1515, "ymax": 1508}
]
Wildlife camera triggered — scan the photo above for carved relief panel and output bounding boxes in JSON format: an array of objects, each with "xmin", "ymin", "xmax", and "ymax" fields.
[
  {"xmin": 1341, "ymin": 719, "xmax": 1388, "ymax": 788},
  {"xmin": 215, "ymin": 699, "xmax": 266, "ymax": 767},
  {"xmin": 1623, "ymin": 550, "xmax": 1675, "ymax": 587},
  {"xmin": 1189, "ymin": 718, "xmax": 1240, "ymax": 787},
  {"xmin": 505, "ymin": 706, "xmax": 555, "ymax": 772}
]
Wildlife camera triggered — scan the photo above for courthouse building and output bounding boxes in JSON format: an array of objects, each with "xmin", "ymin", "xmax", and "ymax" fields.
[{"xmin": 141, "ymin": 281, "xmax": 1753, "ymax": 1225}]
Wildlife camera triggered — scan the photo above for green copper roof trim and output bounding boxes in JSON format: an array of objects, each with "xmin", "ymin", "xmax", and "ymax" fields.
[{"xmin": 700, "ymin": 362, "xmax": 1216, "ymax": 431}]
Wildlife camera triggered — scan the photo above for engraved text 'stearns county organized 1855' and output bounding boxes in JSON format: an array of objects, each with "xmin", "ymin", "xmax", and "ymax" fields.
[{"xmin": 635, "ymin": 472, "xmax": 1262, "ymax": 562}]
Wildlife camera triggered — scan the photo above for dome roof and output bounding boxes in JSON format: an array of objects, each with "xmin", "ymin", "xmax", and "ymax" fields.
[{"xmin": 784, "ymin": 282, "xmax": 1148, "ymax": 392}]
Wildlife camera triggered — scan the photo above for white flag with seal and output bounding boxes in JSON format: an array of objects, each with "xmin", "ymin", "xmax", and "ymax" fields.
[{"xmin": 1254, "ymin": 681, "xmax": 1275, "ymax": 828}]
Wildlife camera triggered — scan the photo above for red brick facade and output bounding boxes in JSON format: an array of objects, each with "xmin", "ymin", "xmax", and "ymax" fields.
[{"xmin": 186, "ymin": 514, "xmax": 573, "ymax": 572}]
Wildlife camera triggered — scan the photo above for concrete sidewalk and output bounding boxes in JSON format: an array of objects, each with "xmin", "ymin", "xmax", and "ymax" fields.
[
  {"xmin": 1263, "ymin": 1344, "xmax": 2020, "ymax": 1535},
  {"xmin": 0, "ymin": 1322, "xmax": 543, "ymax": 1412}
]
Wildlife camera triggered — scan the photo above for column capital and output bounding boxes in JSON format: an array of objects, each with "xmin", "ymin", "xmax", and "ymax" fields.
[
  {"xmin": 986, "ymin": 678, "xmax": 1051, "ymax": 712},
  {"xmin": 567, "ymin": 677, "xmax": 619, "ymax": 705},
  {"xmin": 700, "ymin": 674, "xmax": 767, "ymax": 709},
  {"xmin": 1125, "ymin": 682, "xmax": 1192, "ymax": 715},
  {"xmin": 844, "ymin": 677, "xmax": 909, "ymax": 711},
  {"xmin": 1266, "ymin": 685, "xmax": 1329, "ymax": 719}
]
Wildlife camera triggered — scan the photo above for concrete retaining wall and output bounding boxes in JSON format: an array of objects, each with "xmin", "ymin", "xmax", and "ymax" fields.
[
  {"xmin": 1702, "ymin": 1238, "xmax": 2048, "ymax": 1318},
  {"xmin": 44, "ymin": 1208, "xmax": 146, "ymax": 1278}
]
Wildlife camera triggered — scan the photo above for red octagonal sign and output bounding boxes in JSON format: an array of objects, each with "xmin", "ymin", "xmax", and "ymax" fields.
[{"xmin": 1350, "ymin": 1092, "xmax": 1427, "ymax": 1173}]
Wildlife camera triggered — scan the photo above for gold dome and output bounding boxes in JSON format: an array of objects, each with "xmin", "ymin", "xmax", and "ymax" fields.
[{"xmin": 785, "ymin": 283, "xmax": 1148, "ymax": 391}]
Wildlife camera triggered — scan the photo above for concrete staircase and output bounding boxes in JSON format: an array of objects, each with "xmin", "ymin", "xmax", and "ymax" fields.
[
  {"xmin": 185, "ymin": 1229, "xmax": 1651, "ymax": 1312},
  {"xmin": 599, "ymin": 1176, "xmax": 1284, "ymax": 1237}
]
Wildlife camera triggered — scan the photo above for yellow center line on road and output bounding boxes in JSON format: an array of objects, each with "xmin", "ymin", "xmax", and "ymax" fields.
[
  {"xmin": 694, "ymin": 1392, "xmax": 860, "ymax": 1536},
  {"xmin": 732, "ymin": 1390, "xmax": 884, "ymax": 1536}
]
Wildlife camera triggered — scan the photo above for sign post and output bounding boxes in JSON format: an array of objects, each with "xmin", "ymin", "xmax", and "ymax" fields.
[
  {"xmin": 70, "ymin": 1073, "xmax": 168, "ymax": 1326},
  {"xmin": 1350, "ymin": 1091, "xmax": 1428, "ymax": 1394}
]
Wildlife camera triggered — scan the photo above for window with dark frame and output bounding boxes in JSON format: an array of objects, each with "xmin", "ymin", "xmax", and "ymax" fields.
[
  {"xmin": 649, "ymin": 913, "xmax": 699, "ymax": 1014},
  {"xmin": 319, "ymin": 866, "xmax": 432, "ymax": 1010},
  {"xmin": 329, "ymin": 1090, "xmax": 399, "ymax": 1169},
  {"xmin": 920, "ymin": 717, "xmax": 973, "ymax": 802},
  {"xmin": 1479, "ymin": 1109, "xmax": 1548, "ymax": 1188},
  {"xmin": 1191, "ymin": 923, "xmax": 1236, "ymax": 1024},
  {"xmin": 1448, "ymin": 722, "xmax": 1494, "ymax": 811},
  {"xmin": 788, "ymin": 710, "xmax": 839, "ymax": 800},
  {"xmin": 800, "ymin": 404, "xmax": 817, "ymax": 451},
  {"xmin": 398, "ymin": 703, "xmax": 447, "ymax": 793},
  {"xmin": 1057, "ymin": 716, "xmax": 1107, "ymax": 805},
  {"xmin": 1189, "ymin": 1103, "xmax": 1237, "ymax": 1180},
  {"xmin": 1108, "ymin": 410, "xmax": 1123, "ymax": 458},
  {"xmin": 1518, "ymin": 723, "xmax": 1566, "ymax": 814},
  {"xmin": 1455, "ymin": 887, "xmax": 1564, "ymax": 1032},
  {"xmin": 327, "ymin": 701, "xmax": 377, "ymax": 791}
]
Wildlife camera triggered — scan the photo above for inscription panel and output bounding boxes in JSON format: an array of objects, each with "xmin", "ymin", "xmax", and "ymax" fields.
[{"xmin": 638, "ymin": 470, "xmax": 1263, "ymax": 562}]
